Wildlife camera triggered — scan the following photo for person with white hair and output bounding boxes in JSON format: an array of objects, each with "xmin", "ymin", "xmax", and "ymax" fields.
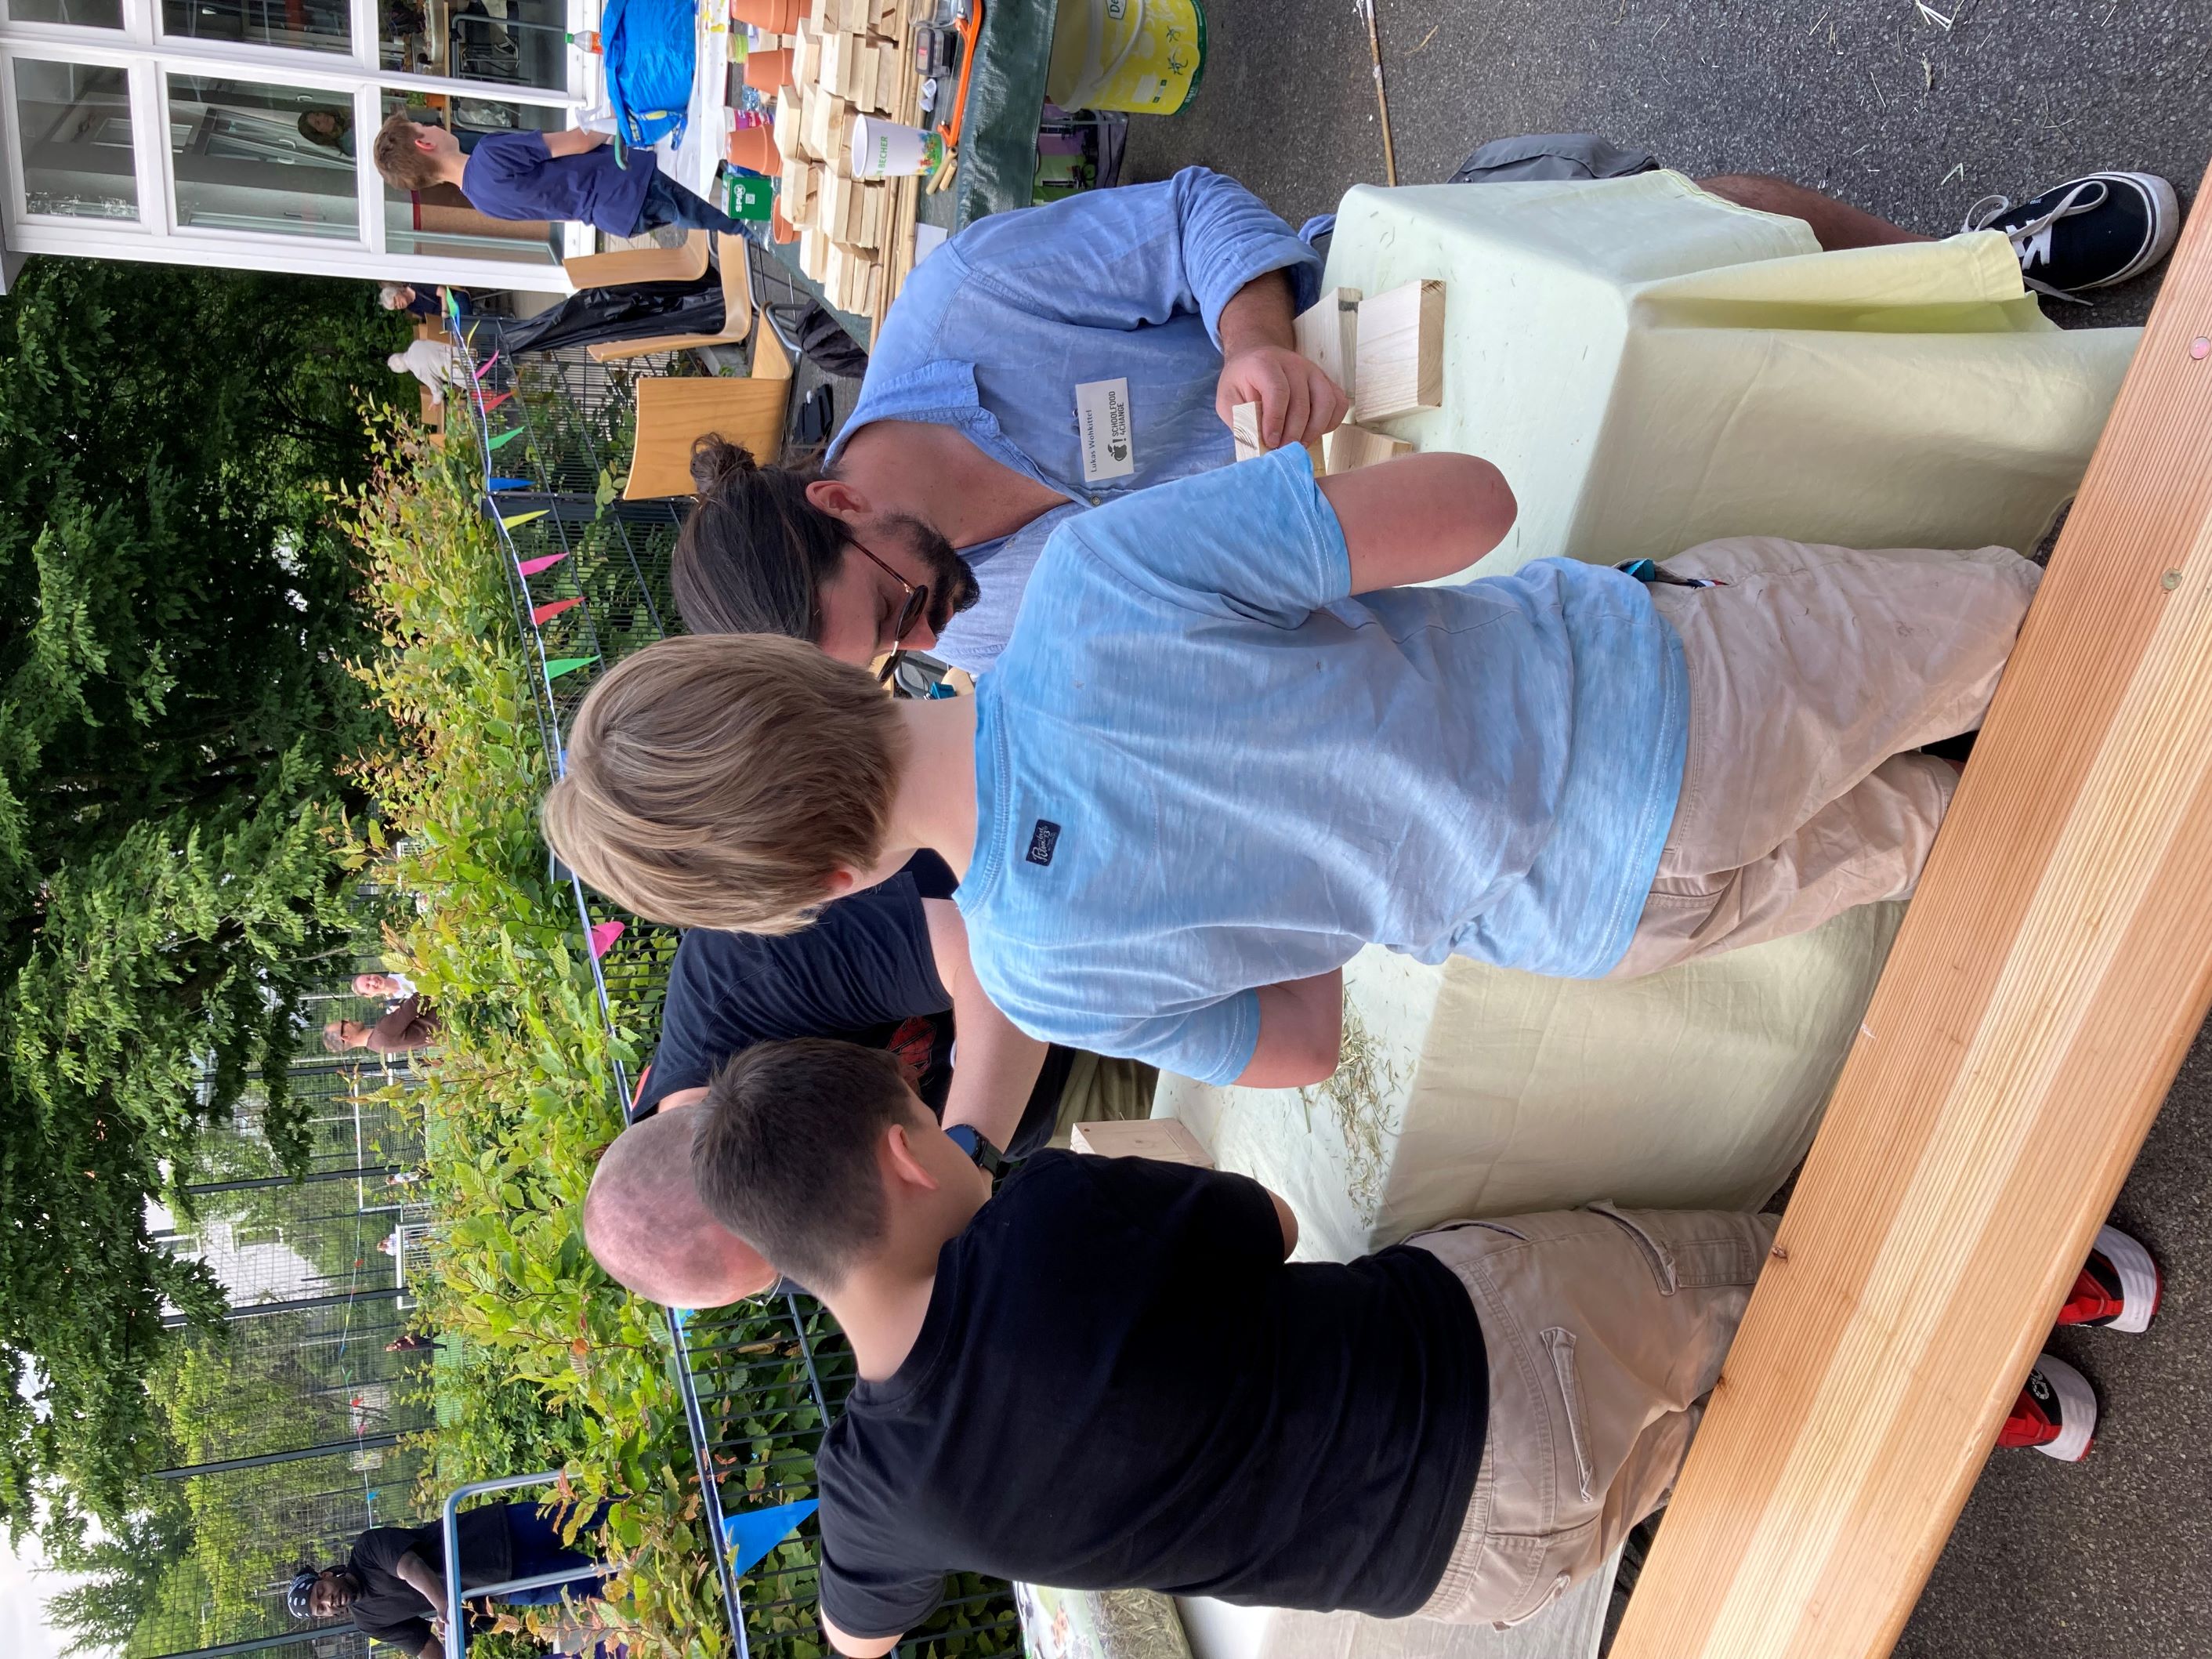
[{"xmin": 387, "ymin": 336, "xmax": 468, "ymax": 405}]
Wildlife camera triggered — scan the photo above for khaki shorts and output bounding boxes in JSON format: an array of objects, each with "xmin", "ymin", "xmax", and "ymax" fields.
[
  {"xmin": 1611, "ymin": 537, "xmax": 2040, "ymax": 977},
  {"xmin": 1409, "ymin": 1208, "xmax": 1779, "ymax": 1626}
]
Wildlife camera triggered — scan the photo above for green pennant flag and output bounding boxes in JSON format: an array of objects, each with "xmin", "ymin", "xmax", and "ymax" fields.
[
  {"xmin": 543, "ymin": 655, "xmax": 599, "ymax": 680},
  {"xmin": 486, "ymin": 426, "xmax": 527, "ymax": 451},
  {"xmin": 498, "ymin": 509, "xmax": 548, "ymax": 530}
]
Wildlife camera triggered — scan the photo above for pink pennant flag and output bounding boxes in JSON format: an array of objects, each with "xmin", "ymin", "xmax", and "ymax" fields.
[
  {"xmin": 472, "ymin": 350, "xmax": 502, "ymax": 382},
  {"xmin": 516, "ymin": 552, "xmax": 568, "ymax": 577},
  {"xmin": 588, "ymin": 919, "xmax": 625, "ymax": 958},
  {"xmin": 531, "ymin": 596, "xmax": 583, "ymax": 626}
]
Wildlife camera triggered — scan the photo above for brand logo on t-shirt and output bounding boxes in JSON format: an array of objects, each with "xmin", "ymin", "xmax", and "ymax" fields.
[{"xmin": 1026, "ymin": 820, "xmax": 1062, "ymax": 866}]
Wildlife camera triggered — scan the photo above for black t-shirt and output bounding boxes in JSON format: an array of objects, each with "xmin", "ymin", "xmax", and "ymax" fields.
[
  {"xmin": 347, "ymin": 1509, "xmax": 513, "ymax": 1654},
  {"xmin": 816, "ymin": 1154, "xmax": 1488, "ymax": 1637},
  {"xmin": 632, "ymin": 853, "xmax": 1073, "ymax": 1157}
]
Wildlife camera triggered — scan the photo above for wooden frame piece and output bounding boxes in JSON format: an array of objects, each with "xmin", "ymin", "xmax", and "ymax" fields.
[
  {"xmin": 1070, "ymin": 1119, "xmax": 1214, "ymax": 1168},
  {"xmin": 1230, "ymin": 401, "xmax": 1264, "ymax": 462},
  {"xmin": 1294, "ymin": 285, "xmax": 1360, "ymax": 404},
  {"xmin": 1613, "ymin": 169, "xmax": 2212, "ymax": 1659},
  {"xmin": 1352, "ymin": 280, "xmax": 1443, "ymax": 423}
]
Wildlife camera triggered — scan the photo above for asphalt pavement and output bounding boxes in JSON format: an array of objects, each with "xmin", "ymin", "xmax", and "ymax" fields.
[{"xmin": 1120, "ymin": 4, "xmax": 2210, "ymax": 1651}]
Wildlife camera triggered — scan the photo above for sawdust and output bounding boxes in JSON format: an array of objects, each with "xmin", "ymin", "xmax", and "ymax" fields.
[{"xmin": 1298, "ymin": 997, "xmax": 1403, "ymax": 1226}]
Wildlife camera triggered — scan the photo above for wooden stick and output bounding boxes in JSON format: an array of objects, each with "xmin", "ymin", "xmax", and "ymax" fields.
[
  {"xmin": 1358, "ymin": 0, "xmax": 1396, "ymax": 187},
  {"xmin": 1613, "ymin": 169, "xmax": 2212, "ymax": 1659}
]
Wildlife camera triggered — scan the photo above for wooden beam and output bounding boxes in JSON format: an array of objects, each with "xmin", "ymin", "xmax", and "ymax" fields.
[
  {"xmin": 1294, "ymin": 285, "xmax": 1361, "ymax": 404},
  {"xmin": 1613, "ymin": 168, "xmax": 2212, "ymax": 1659},
  {"xmin": 1352, "ymin": 280, "xmax": 1442, "ymax": 422}
]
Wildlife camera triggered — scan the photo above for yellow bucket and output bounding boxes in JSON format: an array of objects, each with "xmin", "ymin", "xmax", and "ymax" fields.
[{"xmin": 1046, "ymin": 0, "xmax": 1206, "ymax": 116}]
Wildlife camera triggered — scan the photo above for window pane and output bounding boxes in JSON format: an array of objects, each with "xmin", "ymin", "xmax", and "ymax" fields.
[
  {"xmin": 14, "ymin": 60, "xmax": 136, "ymax": 220},
  {"xmin": 9, "ymin": 0, "xmax": 125, "ymax": 26},
  {"xmin": 378, "ymin": 92, "xmax": 559, "ymax": 266},
  {"xmin": 161, "ymin": 0, "xmax": 349, "ymax": 54},
  {"xmin": 378, "ymin": 0, "xmax": 569, "ymax": 92},
  {"xmin": 167, "ymin": 76, "xmax": 357, "ymax": 239}
]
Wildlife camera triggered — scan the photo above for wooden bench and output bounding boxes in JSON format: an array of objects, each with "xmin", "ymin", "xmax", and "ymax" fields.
[{"xmin": 1613, "ymin": 160, "xmax": 2212, "ymax": 1659}]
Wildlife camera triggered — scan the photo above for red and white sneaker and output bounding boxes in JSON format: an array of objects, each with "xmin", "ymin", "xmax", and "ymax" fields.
[
  {"xmin": 2055, "ymin": 1224, "xmax": 2162, "ymax": 1335},
  {"xmin": 1997, "ymin": 1353, "xmax": 2098, "ymax": 1462}
]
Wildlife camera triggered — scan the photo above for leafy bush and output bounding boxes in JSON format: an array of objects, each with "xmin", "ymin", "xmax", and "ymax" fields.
[{"xmin": 342, "ymin": 424, "xmax": 727, "ymax": 1656}]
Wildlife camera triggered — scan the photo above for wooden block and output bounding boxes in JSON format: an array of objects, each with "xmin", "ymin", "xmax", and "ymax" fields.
[
  {"xmin": 817, "ymin": 169, "xmax": 853, "ymax": 240},
  {"xmin": 1070, "ymin": 1118, "xmax": 1215, "ymax": 1168},
  {"xmin": 771, "ymin": 86, "xmax": 803, "ymax": 159},
  {"xmin": 1294, "ymin": 285, "xmax": 1360, "ymax": 404},
  {"xmin": 1230, "ymin": 401, "xmax": 1264, "ymax": 462},
  {"xmin": 855, "ymin": 179, "xmax": 885, "ymax": 248},
  {"xmin": 798, "ymin": 226, "xmax": 831, "ymax": 282},
  {"xmin": 869, "ymin": 0, "xmax": 899, "ymax": 37},
  {"xmin": 819, "ymin": 29, "xmax": 860, "ymax": 98},
  {"xmin": 802, "ymin": 92, "xmax": 850, "ymax": 171},
  {"xmin": 791, "ymin": 16, "xmax": 821, "ymax": 85},
  {"xmin": 874, "ymin": 38, "xmax": 900, "ymax": 110},
  {"xmin": 1323, "ymin": 422, "xmax": 1412, "ymax": 474},
  {"xmin": 1352, "ymin": 280, "xmax": 1443, "ymax": 423},
  {"xmin": 1613, "ymin": 161, "xmax": 2212, "ymax": 1659}
]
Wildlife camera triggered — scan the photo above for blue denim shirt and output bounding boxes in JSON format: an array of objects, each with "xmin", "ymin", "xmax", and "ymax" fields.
[{"xmin": 831, "ymin": 168, "xmax": 1323, "ymax": 672}]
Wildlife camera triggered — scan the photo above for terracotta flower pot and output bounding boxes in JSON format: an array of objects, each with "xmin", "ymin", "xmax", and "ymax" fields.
[
  {"xmin": 726, "ymin": 122, "xmax": 781, "ymax": 175},
  {"xmin": 743, "ymin": 45, "xmax": 792, "ymax": 91}
]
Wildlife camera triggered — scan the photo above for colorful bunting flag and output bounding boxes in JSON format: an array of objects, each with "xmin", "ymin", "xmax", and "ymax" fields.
[
  {"xmin": 486, "ymin": 426, "xmax": 527, "ymax": 451},
  {"xmin": 487, "ymin": 476, "xmax": 534, "ymax": 491},
  {"xmin": 531, "ymin": 596, "xmax": 582, "ymax": 625},
  {"xmin": 478, "ymin": 389, "xmax": 515, "ymax": 414},
  {"xmin": 542, "ymin": 655, "xmax": 598, "ymax": 680},
  {"xmin": 498, "ymin": 509, "xmax": 548, "ymax": 531},
  {"xmin": 472, "ymin": 350, "xmax": 502, "ymax": 382},
  {"xmin": 720, "ymin": 1501, "xmax": 818, "ymax": 1578},
  {"xmin": 588, "ymin": 918, "xmax": 625, "ymax": 958},
  {"xmin": 516, "ymin": 552, "xmax": 569, "ymax": 577}
]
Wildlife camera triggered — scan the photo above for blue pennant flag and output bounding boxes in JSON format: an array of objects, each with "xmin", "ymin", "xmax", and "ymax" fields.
[
  {"xmin": 721, "ymin": 1500, "xmax": 818, "ymax": 1577},
  {"xmin": 487, "ymin": 476, "xmax": 534, "ymax": 492}
]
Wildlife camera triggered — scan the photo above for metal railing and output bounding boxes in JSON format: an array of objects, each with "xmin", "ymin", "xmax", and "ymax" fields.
[
  {"xmin": 440, "ymin": 1472, "xmax": 617, "ymax": 1657},
  {"xmin": 440, "ymin": 304, "xmax": 1018, "ymax": 1658}
]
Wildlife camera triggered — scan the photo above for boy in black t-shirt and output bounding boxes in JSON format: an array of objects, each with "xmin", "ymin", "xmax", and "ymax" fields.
[{"xmin": 690, "ymin": 1039, "xmax": 1779, "ymax": 1651}]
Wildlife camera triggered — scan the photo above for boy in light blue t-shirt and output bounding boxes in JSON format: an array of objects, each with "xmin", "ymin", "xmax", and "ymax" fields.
[{"xmin": 545, "ymin": 448, "xmax": 2037, "ymax": 1085}]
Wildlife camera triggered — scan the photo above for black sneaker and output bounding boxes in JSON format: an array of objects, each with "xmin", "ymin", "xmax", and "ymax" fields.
[{"xmin": 1963, "ymin": 172, "xmax": 2180, "ymax": 302}]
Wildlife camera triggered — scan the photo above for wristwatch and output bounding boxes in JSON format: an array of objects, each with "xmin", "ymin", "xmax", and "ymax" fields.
[{"xmin": 944, "ymin": 1122, "xmax": 1002, "ymax": 1174}]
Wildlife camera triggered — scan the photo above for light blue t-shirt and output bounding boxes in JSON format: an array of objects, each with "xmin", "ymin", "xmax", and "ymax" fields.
[
  {"xmin": 828, "ymin": 167, "xmax": 1323, "ymax": 674},
  {"xmin": 955, "ymin": 447, "xmax": 1689, "ymax": 1085}
]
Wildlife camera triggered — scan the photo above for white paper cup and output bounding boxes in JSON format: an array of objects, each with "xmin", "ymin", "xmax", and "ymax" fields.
[{"xmin": 850, "ymin": 116, "xmax": 942, "ymax": 177}]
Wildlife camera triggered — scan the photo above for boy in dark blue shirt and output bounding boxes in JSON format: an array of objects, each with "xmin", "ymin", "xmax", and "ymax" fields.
[{"xmin": 370, "ymin": 114, "xmax": 743, "ymax": 239}]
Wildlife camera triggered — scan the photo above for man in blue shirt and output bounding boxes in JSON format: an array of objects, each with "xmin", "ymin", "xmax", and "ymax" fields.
[
  {"xmin": 371, "ymin": 115, "xmax": 744, "ymax": 239},
  {"xmin": 664, "ymin": 142, "xmax": 2141, "ymax": 678},
  {"xmin": 544, "ymin": 449, "xmax": 2036, "ymax": 1085}
]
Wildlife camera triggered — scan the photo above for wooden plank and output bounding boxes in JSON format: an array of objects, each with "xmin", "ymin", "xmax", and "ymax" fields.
[
  {"xmin": 1323, "ymin": 422, "xmax": 1411, "ymax": 474},
  {"xmin": 1294, "ymin": 285, "xmax": 1360, "ymax": 404},
  {"xmin": 1070, "ymin": 1119, "xmax": 1215, "ymax": 1168},
  {"xmin": 1352, "ymin": 280, "xmax": 1443, "ymax": 422},
  {"xmin": 1613, "ymin": 170, "xmax": 2212, "ymax": 1659}
]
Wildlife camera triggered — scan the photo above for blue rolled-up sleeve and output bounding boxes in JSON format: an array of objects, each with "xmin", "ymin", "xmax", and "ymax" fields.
[{"xmin": 947, "ymin": 166, "xmax": 1320, "ymax": 346}]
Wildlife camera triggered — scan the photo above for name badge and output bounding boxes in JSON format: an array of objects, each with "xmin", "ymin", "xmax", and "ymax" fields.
[{"xmin": 1073, "ymin": 378, "xmax": 1136, "ymax": 484}]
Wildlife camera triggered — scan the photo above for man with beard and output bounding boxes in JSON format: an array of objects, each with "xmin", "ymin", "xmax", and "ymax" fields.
[
  {"xmin": 667, "ymin": 144, "xmax": 2168, "ymax": 677},
  {"xmin": 288, "ymin": 1501, "xmax": 610, "ymax": 1658}
]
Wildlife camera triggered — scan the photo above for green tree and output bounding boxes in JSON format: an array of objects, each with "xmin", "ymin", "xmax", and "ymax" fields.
[{"xmin": 0, "ymin": 258, "xmax": 406, "ymax": 1535}]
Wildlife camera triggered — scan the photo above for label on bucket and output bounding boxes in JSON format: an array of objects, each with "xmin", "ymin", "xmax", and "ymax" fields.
[{"xmin": 1074, "ymin": 378, "xmax": 1135, "ymax": 482}]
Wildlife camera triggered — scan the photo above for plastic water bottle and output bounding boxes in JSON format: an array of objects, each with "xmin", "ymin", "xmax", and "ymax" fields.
[{"xmin": 568, "ymin": 28, "xmax": 601, "ymax": 51}]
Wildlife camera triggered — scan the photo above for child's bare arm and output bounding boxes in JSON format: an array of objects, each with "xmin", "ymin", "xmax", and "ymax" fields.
[
  {"xmin": 541, "ymin": 127, "xmax": 612, "ymax": 157},
  {"xmin": 1233, "ymin": 968, "xmax": 1345, "ymax": 1088},
  {"xmin": 1317, "ymin": 451, "xmax": 1518, "ymax": 593}
]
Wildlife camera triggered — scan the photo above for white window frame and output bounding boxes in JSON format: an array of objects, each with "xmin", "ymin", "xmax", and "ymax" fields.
[{"xmin": 0, "ymin": 0, "xmax": 591, "ymax": 285}]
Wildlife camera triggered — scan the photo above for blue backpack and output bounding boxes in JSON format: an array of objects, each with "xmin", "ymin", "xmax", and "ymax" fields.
[{"xmin": 601, "ymin": 0, "xmax": 698, "ymax": 157}]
